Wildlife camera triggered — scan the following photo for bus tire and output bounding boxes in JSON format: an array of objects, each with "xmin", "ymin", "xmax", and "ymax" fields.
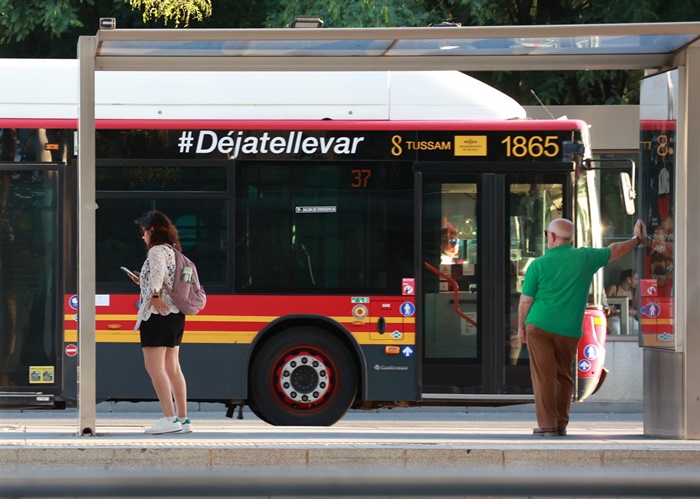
[
  {"xmin": 250, "ymin": 327, "xmax": 357, "ymax": 426},
  {"xmin": 247, "ymin": 400, "xmax": 272, "ymax": 425}
]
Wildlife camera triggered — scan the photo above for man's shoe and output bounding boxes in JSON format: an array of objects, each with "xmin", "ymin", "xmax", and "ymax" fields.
[
  {"xmin": 557, "ymin": 428, "xmax": 567, "ymax": 436},
  {"xmin": 145, "ymin": 417, "xmax": 182, "ymax": 435},
  {"xmin": 532, "ymin": 427, "xmax": 559, "ymax": 437}
]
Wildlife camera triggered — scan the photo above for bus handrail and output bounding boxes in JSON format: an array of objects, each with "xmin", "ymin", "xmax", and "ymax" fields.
[{"xmin": 423, "ymin": 262, "xmax": 478, "ymax": 327}]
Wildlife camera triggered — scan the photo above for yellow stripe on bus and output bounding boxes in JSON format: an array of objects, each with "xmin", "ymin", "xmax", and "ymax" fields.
[
  {"xmin": 63, "ymin": 330, "xmax": 415, "ymax": 345},
  {"xmin": 65, "ymin": 314, "xmax": 414, "ymax": 325},
  {"xmin": 640, "ymin": 318, "xmax": 674, "ymax": 326}
]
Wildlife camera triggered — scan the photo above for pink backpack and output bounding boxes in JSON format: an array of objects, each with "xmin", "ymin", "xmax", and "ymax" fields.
[{"xmin": 163, "ymin": 245, "xmax": 206, "ymax": 315}]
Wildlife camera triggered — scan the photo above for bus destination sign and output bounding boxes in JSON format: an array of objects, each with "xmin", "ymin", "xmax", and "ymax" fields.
[{"xmin": 98, "ymin": 129, "xmax": 575, "ymax": 163}]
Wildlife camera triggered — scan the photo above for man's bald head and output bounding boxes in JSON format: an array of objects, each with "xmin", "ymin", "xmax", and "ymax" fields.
[{"xmin": 547, "ymin": 218, "xmax": 573, "ymax": 245}]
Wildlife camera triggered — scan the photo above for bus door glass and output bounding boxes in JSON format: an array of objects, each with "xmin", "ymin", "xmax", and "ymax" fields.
[
  {"xmin": 504, "ymin": 178, "xmax": 566, "ymax": 390},
  {"xmin": 420, "ymin": 176, "xmax": 482, "ymax": 391},
  {"xmin": 0, "ymin": 162, "xmax": 62, "ymax": 393},
  {"xmin": 420, "ymin": 171, "xmax": 567, "ymax": 396}
]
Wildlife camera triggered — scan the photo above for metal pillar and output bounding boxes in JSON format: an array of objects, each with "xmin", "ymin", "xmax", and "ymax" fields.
[
  {"xmin": 77, "ymin": 36, "xmax": 97, "ymax": 436},
  {"xmin": 682, "ymin": 40, "xmax": 700, "ymax": 439}
]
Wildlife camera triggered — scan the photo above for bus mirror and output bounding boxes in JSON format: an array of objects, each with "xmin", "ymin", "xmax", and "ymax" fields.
[
  {"xmin": 562, "ymin": 141, "xmax": 584, "ymax": 165},
  {"xmin": 619, "ymin": 172, "xmax": 636, "ymax": 215}
]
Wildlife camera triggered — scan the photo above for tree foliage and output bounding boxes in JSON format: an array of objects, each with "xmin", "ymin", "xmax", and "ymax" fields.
[
  {"xmin": 129, "ymin": 0, "xmax": 212, "ymax": 27},
  {"xmin": 0, "ymin": 0, "xmax": 150, "ymax": 57},
  {"xmin": 0, "ymin": 0, "xmax": 93, "ymax": 43},
  {"xmin": 262, "ymin": 0, "xmax": 431, "ymax": 28}
]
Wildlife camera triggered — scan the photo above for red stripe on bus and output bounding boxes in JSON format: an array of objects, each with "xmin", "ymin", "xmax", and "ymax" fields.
[{"xmin": 639, "ymin": 120, "xmax": 676, "ymax": 131}]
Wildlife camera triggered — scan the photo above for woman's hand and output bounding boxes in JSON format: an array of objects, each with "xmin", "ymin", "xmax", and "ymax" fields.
[
  {"xmin": 129, "ymin": 271, "xmax": 141, "ymax": 286},
  {"xmin": 149, "ymin": 295, "xmax": 169, "ymax": 315}
]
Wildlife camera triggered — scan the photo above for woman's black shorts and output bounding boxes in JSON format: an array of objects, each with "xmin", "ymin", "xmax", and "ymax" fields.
[{"xmin": 139, "ymin": 312, "xmax": 186, "ymax": 348}]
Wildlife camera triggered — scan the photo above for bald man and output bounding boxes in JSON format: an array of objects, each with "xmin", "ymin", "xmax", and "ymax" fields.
[{"xmin": 518, "ymin": 217, "xmax": 646, "ymax": 437}]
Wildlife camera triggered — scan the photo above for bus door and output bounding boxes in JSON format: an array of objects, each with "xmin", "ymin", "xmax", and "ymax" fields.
[
  {"xmin": 418, "ymin": 169, "xmax": 569, "ymax": 399},
  {"xmin": 0, "ymin": 163, "xmax": 63, "ymax": 408}
]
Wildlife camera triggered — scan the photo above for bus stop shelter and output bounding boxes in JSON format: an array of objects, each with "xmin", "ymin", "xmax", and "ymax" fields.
[{"xmin": 77, "ymin": 22, "xmax": 700, "ymax": 437}]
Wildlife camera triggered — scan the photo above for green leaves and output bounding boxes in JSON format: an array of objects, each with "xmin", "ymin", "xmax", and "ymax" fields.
[
  {"xmin": 0, "ymin": 0, "xmax": 92, "ymax": 43},
  {"xmin": 128, "ymin": 0, "xmax": 212, "ymax": 27},
  {"xmin": 263, "ymin": 0, "xmax": 430, "ymax": 28}
]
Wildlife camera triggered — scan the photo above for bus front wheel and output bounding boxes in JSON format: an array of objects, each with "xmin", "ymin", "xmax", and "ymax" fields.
[{"xmin": 250, "ymin": 327, "xmax": 357, "ymax": 426}]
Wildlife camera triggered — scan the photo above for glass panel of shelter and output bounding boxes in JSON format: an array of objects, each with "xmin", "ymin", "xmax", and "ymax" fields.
[{"xmin": 598, "ymin": 152, "xmax": 640, "ymax": 336}]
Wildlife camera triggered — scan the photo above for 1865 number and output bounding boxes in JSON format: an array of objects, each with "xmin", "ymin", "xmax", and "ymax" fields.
[{"xmin": 501, "ymin": 135, "xmax": 560, "ymax": 158}]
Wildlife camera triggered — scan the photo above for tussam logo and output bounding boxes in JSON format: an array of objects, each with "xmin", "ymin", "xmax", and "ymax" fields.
[{"xmin": 178, "ymin": 130, "xmax": 366, "ymax": 159}]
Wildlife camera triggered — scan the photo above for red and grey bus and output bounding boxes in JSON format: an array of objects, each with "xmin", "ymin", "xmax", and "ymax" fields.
[{"xmin": 0, "ymin": 59, "xmax": 608, "ymax": 425}]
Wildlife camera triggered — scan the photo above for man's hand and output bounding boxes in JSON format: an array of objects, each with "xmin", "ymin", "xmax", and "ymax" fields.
[
  {"xmin": 634, "ymin": 219, "xmax": 647, "ymax": 242},
  {"xmin": 610, "ymin": 219, "xmax": 648, "ymax": 261},
  {"xmin": 518, "ymin": 295, "xmax": 534, "ymax": 344},
  {"xmin": 518, "ymin": 326, "xmax": 527, "ymax": 344}
]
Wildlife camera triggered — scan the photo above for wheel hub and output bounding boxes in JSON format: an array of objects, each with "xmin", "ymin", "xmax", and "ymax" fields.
[{"xmin": 278, "ymin": 353, "xmax": 329, "ymax": 404}]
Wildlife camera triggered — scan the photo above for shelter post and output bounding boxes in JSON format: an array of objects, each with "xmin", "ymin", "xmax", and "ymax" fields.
[{"xmin": 77, "ymin": 35, "xmax": 97, "ymax": 436}]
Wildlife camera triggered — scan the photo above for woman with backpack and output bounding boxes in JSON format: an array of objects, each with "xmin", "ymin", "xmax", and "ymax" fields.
[{"xmin": 131, "ymin": 210, "xmax": 192, "ymax": 435}]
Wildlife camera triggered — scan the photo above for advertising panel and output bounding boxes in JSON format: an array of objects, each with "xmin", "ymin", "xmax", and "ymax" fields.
[{"xmin": 639, "ymin": 70, "xmax": 678, "ymax": 350}]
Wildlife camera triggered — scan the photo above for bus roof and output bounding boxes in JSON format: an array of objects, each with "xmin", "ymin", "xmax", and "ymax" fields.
[{"xmin": 0, "ymin": 58, "xmax": 526, "ymax": 122}]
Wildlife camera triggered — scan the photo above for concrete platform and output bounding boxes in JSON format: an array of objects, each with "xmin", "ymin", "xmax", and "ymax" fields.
[{"xmin": 0, "ymin": 409, "xmax": 699, "ymax": 471}]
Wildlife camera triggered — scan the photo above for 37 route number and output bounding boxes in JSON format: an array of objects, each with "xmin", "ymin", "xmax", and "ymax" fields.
[{"xmin": 351, "ymin": 169, "xmax": 372, "ymax": 188}]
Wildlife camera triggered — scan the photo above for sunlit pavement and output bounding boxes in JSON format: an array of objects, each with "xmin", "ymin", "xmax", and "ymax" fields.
[{"xmin": 1, "ymin": 408, "xmax": 699, "ymax": 472}]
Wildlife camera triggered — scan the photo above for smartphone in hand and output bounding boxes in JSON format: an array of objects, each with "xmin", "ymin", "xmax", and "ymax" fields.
[{"xmin": 120, "ymin": 266, "xmax": 139, "ymax": 283}]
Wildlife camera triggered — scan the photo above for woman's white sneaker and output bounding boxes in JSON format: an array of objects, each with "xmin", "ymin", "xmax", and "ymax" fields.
[
  {"xmin": 179, "ymin": 418, "xmax": 192, "ymax": 433},
  {"xmin": 144, "ymin": 417, "xmax": 182, "ymax": 434}
]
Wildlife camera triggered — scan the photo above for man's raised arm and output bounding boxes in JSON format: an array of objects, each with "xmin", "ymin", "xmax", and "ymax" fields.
[{"xmin": 609, "ymin": 219, "xmax": 646, "ymax": 262}]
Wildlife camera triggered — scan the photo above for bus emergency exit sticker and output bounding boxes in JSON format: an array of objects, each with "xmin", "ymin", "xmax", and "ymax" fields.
[{"xmin": 295, "ymin": 206, "xmax": 337, "ymax": 214}]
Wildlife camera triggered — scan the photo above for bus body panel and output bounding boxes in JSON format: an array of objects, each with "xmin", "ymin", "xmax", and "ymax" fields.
[{"xmin": 63, "ymin": 293, "xmax": 418, "ymax": 405}]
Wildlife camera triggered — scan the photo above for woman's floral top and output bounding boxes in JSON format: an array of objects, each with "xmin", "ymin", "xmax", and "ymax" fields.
[{"xmin": 134, "ymin": 244, "xmax": 179, "ymax": 331}]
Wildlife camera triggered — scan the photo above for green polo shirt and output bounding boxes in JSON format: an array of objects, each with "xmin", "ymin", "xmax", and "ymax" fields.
[{"xmin": 522, "ymin": 244, "xmax": 611, "ymax": 338}]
